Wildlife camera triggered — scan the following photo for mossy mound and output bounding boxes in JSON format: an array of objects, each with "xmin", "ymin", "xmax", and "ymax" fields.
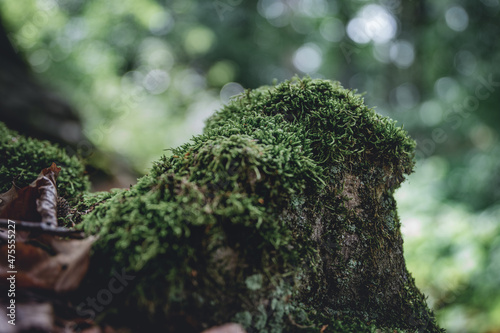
[
  {"xmin": 0, "ymin": 121, "xmax": 89, "ymax": 201},
  {"xmin": 79, "ymin": 134, "xmax": 320, "ymax": 331},
  {"xmin": 206, "ymin": 78, "xmax": 414, "ymax": 174},
  {"xmin": 78, "ymin": 78, "xmax": 441, "ymax": 332}
]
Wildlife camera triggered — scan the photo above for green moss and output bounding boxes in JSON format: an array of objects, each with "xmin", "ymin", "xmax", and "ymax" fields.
[
  {"xmin": 206, "ymin": 77, "xmax": 415, "ymax": 177},
  {"xmin": 78, "ymin": 78, "xmax": 440, "ymax": 332},
  {"xmin": 80, "ymin": 134, "xmax": 319, "ymax": 328},
  {"xmin": 0, "ymin": 121, "xmax": 89, "ymax": 201}
]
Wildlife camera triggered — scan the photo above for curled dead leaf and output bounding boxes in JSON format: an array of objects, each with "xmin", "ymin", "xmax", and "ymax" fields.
[
  {"xmin": 0, "ymin": 163, "xmax": 84, "ymax": 237},
  {"xmin": 35, "ymin": 162, "xmax": 61, "ymax": 228},
  {"xmin": 0, "ymin": 162, "xmax": 60, "ymax": 227}
]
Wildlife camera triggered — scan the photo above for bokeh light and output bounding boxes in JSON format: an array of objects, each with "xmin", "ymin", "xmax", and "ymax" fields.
[
  {"xmin": 293, "ymin": 43, "xmax": 322, "ymax": 73},
  {"xmin": 320, "ymin": 17, "xmax": 345, "ymax": 42},
  {"xmin": 420, "ymin": 100, "xmax": 444, "ymax": 127},
  {"xmin": 445, "ymin": 6, "xmax": 469, "ymax": 32},
  {"xmin": 389, "ymin": 40, "xmax": 415, "ymax": 68},
  {"xmin": 346, "ymin": 4, "xmax": 397, "ymax": 44},
  {"xmin": 434, "ymin": 77, "xmax": 461, "ymax": 103},
  {"xmin": 220, "ymin": 82, "xmax": 245, "ymax": 104},
  {"xmin": 454, "ymin": 50, "xmax": 477, "ymax": 76}
]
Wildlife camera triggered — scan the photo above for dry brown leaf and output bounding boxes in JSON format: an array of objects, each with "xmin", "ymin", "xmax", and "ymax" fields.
[
  {"xmin": 43, "ymin": 235, "xmax": 96, "ymax": 292},
  {"xmin": 0, "ymin": 164, "xmax": 97, "ymax": 333},
  {"xmin": 0, "ymin": 163, "xmax": 84, "ymax": 237},
  {"xmin": 0, "ymin": 162, "xmax": 61, "ymax": 227},
  {"xmin": 0, "ymin": 235, "xmax": 95, "ymax": 292},
  {"xmin": 0, "ymin": 181, "xmax": 40, "ymax": 222},
  {"xmin": 34, "ymin": 162, "xmax": 61, "ymax": 228},
  {"xmin": 0, "ymin": 184, "xmax": 19, "ymax": 213}
]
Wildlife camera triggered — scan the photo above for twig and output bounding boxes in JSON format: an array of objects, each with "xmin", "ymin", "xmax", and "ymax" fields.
[{"xmin": 0, "ymin": 219, "xmax": 85, "ymax": 239}]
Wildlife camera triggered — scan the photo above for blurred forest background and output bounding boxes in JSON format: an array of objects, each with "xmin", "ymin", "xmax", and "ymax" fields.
[{"xmin": 0, "ymin": 0, "xmax": 499, "ymax": 332}]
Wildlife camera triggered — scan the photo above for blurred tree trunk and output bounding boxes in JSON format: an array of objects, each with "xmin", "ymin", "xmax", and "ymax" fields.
[
  {"xmin": 0, "ymin": 12, "xmax": 85, "ymax": 149},
  {"xmin": 0, "ymin": 13, "xmax": 137, "ymax": 190}
]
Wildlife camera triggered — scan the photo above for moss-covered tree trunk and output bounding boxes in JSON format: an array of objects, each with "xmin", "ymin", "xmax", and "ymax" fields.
[
  {"xmin": 0, "ymin": 78, "xmax": 443, "ymax": 333},
  {"xmin": 290, "ymin": 160, "xmax": 434, "ymax": 331}
]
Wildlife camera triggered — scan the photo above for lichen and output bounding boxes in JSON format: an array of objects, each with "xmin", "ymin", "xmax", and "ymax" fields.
[
  {"xmin": 0, "ymin": 121, "xmax": 89, "ymax": 202},
  {"xmin": 74, "ymin": 77, "xmax": 441, "ymax": 332}
]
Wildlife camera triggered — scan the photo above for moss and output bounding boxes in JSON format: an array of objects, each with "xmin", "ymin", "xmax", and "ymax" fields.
[
  {"xmin": 206, "ymin": 77, "xmax": 414, "ymax": 175},
  {"xmin": 78, "ymin": 77, "xmax": 440, "ymax": 332},
  {"xmin": 79, "ymin": 134, "xmax": 319, "ymax": 329},
  {"xmin": 0, "ymin": 121, "xmax": 89, "ymax": 201}
]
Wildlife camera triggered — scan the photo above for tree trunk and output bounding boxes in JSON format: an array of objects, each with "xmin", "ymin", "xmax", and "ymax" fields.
[{"xmin": 0, "ymin": 13, "xmax": 84, "ymax": 148}]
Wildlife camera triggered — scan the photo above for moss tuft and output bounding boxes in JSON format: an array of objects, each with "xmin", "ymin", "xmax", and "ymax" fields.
[
  {"xmin": 206, "ymin": 77, "xmax": 415, "ymax": 178},
  {"xmin": 0, "ymin": 121, "xmax": 89, "ymax": 201}
]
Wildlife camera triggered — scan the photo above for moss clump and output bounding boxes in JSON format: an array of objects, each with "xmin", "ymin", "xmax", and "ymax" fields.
[
  {"xmin": 206, "ymin": 77, "xmax": 414, "ymax": 175},
  {"xmin": 0, "ymin": 121, "xmax": 89, "ymax": 201},
  {"xmin": 79, "ymin": 77, "xmax": 441, "ymax": 332},
  {"xmin": 80, "ymin": 134, "xmax": 320, "ymax": 330}
]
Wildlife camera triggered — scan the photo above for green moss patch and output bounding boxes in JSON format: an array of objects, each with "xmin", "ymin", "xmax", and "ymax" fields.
[
  {"xmin": 206, "ymin": 77, "xmax": 415, "ymax": 176},
  {"xmin": 0, "ymin": 121, "xmax": 89, "ymax": 201}
]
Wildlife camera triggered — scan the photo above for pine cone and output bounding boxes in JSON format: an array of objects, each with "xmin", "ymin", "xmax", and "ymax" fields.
[{"xmin": 57, "ymin": 196, "xmax": 70, "ymax": 218}]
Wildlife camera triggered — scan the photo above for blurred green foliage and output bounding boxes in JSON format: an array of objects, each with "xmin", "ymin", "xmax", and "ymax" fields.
[{"xmin": 0, "ymin": 0, "xmax": 499, "ymax": 332}]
